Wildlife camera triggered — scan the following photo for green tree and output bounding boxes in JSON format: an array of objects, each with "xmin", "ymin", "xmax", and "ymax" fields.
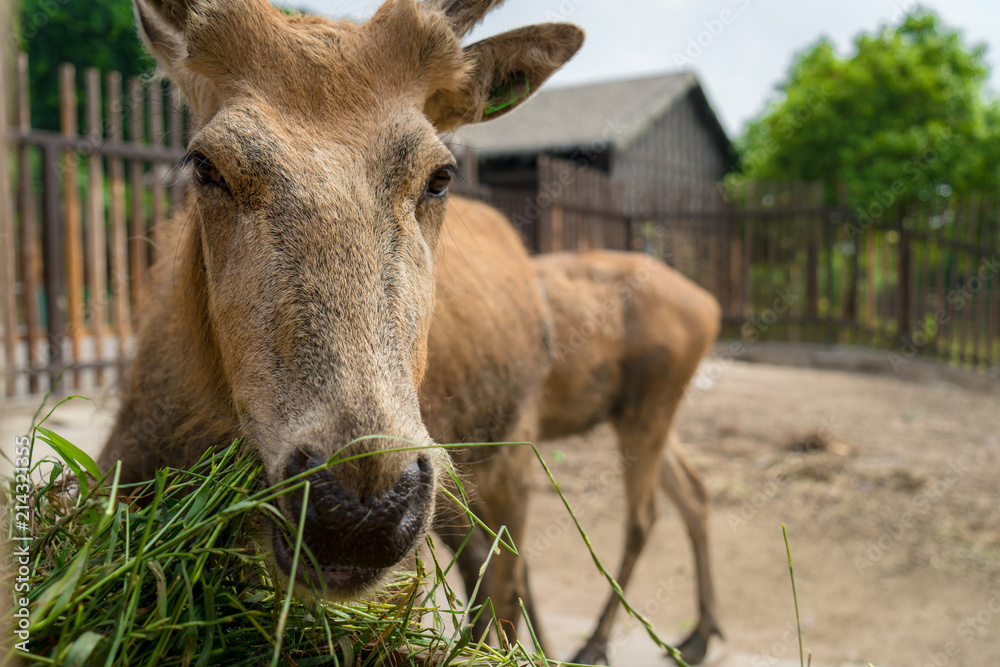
[
  {"xmin": 17, "ymin": 0, "xmax": 154, "ymax": 131},
  {"xmin": 732, "ymin": 10, "xmax": 1000, "ymax": 217}
]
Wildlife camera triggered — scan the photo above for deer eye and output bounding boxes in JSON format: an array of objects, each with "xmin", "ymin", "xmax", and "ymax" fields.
[
  {"xmin": 190, "ymin": 152, "xmax": 228, "ymax": 190},
  {"xmin": 424, "ymin": 165, "xmax": 454, "ymax": 199}
]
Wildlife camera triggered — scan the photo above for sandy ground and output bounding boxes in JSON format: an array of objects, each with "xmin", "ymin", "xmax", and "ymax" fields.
[
  {"xmin": 2, "ymin": 361, "xmax": 998, "ymax": 666},
  {"xmin": 525, "ymin": 362, "xmax": 1000, "ymax": 666}
]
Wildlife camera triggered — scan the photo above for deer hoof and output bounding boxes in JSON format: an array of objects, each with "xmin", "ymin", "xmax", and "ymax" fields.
[
  {"xmin": 570, "ymin": 643, "xmax": 609, "ymax": 666},
  {"xmin": 672, "ymin": 625, "xmax": 720, "ymax": 665}
]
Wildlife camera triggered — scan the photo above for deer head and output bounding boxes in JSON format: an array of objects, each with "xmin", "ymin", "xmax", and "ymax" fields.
[{"xmin": 129, "ymin": 0, "xmax": 582, "ymax": 598}]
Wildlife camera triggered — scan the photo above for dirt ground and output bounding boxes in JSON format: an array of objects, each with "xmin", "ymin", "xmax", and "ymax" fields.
[
  {"xmin": 524, "ymin": 361, "xmax": 1000, "ymax": 666},
  {"xmin": 2, "ymin": 360, "xmax": 998, "ymax": 666}
]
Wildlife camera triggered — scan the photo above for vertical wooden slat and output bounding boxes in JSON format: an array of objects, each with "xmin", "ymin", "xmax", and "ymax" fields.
[
  {"xmin": 0, "ymin": 48, "xmax": 17, "ymax": 396},
  {"xmin": 895, "ymin": 209, "xmax": 911, "ymax": 346},
  {"xmin": 933, "ymin": 214, "xmax": 947, "ymax": 360},
  {"xmin": 17, "ymin": 54, "xmax": 42, "ymax": 393},
  {"xmin": 85, "ymin": 68, "xmax": 108, "ymax": 385},
  {"xmin": 106, "ymin": 71, "xmax": 131, "ymax": 369},
  {"xmin": 840, "ymin": 185, "xmax": 857, "ymax": 344},
  {"xmin": 742, "ymin": 183, "xmax": 753, "ymax": 321},
  {"xmin": 910, "ymin": 207, "xmax": 925, "ymax": 356},
  {"xmin": 865, "ymin": 231, "xmax": 878, "ymax": 343},
  {"xmin": 962, "ymin": 197, "xmax": 980, "ymax": 365},
  {"xmin": 822, "ymin": 183, "xmax": 836, "ymax": 344},
  {"xmin": 128, "ymin": 78, "xmax": 147, "ymax": 314},
  {"xmin": 988, "ymin": 202, "xmax": 999, "ymax": 367},
  {"xmin": 729, "ymin": 219, "xmax": 741, "ymax": 320},
  {"xmin": 167, "ymin": 85, "xmax": 185, "ymax": 212},
  {"xmin": 984, "ymin": 212, "xmax": 1000, "ymax": 367},
  {"xmin": 42, "ymin": 141, "xmax": 65, "ymax": 394},
  {"xmin": 766, "ymin": 184, "xmax": 778, "ymax": 328},
  {"xmin": 805, "ymin": 185, "xmax": 819, "ymax": 322},
  {"xmin": 944, "ymin": 200, "xmax": 962, "ymax": 362},
  {"xmin": 537, "ymin": 156, "xmax": 552, "ymax": 253},
  {"xmin": 60, "ymin": 64, "xmax": 84, "ymax": 387},
  {"xmin": 788, "ymin": 183, "xmax": 802, "ymax": 342},
  {"xmin": 148, "ymin": 81, "xmax": 165, "ymax": 262}
]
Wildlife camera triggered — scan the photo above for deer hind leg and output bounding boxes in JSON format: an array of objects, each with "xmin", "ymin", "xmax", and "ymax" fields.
[
  {"xmin": 571, "ymin": 419, "xmax": 668, "ymax": 666},
  {"xmin": 660, "ymin": 431, "xmax": 722, "ymax": 664}
]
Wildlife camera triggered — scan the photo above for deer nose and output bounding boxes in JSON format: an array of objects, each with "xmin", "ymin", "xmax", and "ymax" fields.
[{"xmin": 284, "ymin": 451, "xmax": 432, "ymax": 570}]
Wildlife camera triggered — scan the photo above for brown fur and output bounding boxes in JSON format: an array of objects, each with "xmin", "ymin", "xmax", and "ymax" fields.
[
  {"xmin": 99, "ymin": 0, "xmax": 582, "ymax": 601},
  {"xmin": 534, "ymin": 251, "xmax": 722, "ymax": 664},
  {"xmin": 422, "ymin": 248, "xmax": 723, "ymax": 663},
  {"xmin": 420, "ymin": 197, "xmax": 552, "ymax": 647}
]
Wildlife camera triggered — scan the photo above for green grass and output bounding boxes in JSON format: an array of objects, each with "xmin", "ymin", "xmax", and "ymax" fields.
[{"xmin": 0, "ymin": 397, "xmax": 681, "ymax": 666}]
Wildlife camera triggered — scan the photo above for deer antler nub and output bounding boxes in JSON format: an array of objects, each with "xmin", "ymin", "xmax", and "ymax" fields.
[{"xmin": 426, "ymin": 0, "xmax": 507, "ymax": 37}]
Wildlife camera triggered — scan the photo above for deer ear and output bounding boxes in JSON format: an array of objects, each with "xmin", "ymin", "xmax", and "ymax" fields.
[
  {"xmin": 133, "ymin": 0, "xmax": 223, "ymax": 120},
  {"xmin": 425, "ymin": 23, "xmax": 584, "ymax": 132},
  {"xmin": 133, "ymin": 0, "xmax": 196, "ymax": 71}
]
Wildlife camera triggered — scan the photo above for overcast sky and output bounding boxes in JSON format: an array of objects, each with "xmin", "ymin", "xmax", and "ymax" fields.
[{"xmin": 294, "ymin": 0, "xmax": 1000, "ymax": 139}]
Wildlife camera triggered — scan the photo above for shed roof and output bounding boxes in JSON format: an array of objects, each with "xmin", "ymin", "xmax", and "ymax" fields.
[{"xmin": 450, "ymin": 71, "xmax": 731, "ymax": 159}]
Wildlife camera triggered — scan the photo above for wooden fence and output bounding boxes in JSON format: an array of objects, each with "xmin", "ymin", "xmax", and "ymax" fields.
[
  {"xmin": 0, "ymin": 55, "xmax": 188, "ymax": 397},
  {"xmin": 2, "ymin": 57, "xmax": 998, "ymax": 399},
  {"xmin": 451, "ymin": 155, "xmax": 632, "ymax": 255},
  {"xmin": 640, "ymin": 182, "xmax": 1000, "ymax": 373}
]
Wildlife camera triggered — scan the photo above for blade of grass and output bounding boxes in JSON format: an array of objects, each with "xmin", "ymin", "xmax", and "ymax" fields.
[{"xmin": 783, "ymin": 524, "xmax": 805, "ymax": 667}]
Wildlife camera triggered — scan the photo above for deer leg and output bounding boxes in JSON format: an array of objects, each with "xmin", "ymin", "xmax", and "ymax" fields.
[
  {"xmin": 473, "ymin": 442, "xmax": 549, "ymax": 653},
  {"xmin": 572, "ymin": 428, "xmax": 663, "ymax": 666},
  {"xmin": 659, "ymin": 433, "xmax": 722, "ymax": 664},
  {"xmin": 438, "ymin": 441, "xmax": 548, "ymax": 655}
]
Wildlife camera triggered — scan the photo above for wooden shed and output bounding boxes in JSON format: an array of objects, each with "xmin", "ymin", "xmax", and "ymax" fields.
[{"xmin": 452, "ymin": 71, "xmax": 735, "ymax": 216}]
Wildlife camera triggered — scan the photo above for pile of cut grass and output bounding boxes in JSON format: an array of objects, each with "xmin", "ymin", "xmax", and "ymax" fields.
[
  {"xmin": 0, "ymin": 402, "xmax": 542, "ymax": 667},
  {"xmin": 1, "ymin": 398, "xmax": 683, "ymax": 667}
]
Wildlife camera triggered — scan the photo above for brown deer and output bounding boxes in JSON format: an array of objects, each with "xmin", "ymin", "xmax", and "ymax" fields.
[
  {"xmin": 427, "ymin": 249, "xmax": 722, "ymax": 664},
  {"xmin": 97, "ymin": 0, "xmax": 583, "ymax": 603},
  {"xmin": 420, "ymin": 195, "xmax": 553, "ymax": 650},
  {"xmin": 534, "ymin": 251, "xmax": 722, "ymax": 664}
]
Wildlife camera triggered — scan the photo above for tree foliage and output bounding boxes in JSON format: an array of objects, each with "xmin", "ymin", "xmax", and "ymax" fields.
[
  {"xmin": 733, "ymin": 10, "xmax": 1000, "ymax": 212},
  {"xmin": 17, "ymin": 0, "xmax": 154, "ymax": 131}
]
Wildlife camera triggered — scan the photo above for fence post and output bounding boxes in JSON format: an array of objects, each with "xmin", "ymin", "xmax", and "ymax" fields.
[
  {"xmin": 0, "ymin": 46, "xmax": 16, "ymax": 396},
  {"xmin": 895, "ymin": 208, "xmax": 910, "ymax": 344},
  {"xmin": 85, "ymin": 68, "xmax": 108, "ymax": 386},
  {"xmin": 17, "ymin": 54, "xmax": 42, "ymax": 393},
  {"xmin": 42, "ymin": 141, "xmax": 65, "ymax": 394},
  {"xmin": 805, "ymin": 186, "xmax": 819, "ymax": 323},
  {"xmin": 128, "ymin": 78, "xmax": 147, "ymax": 312},
  {"xmin": 106, "ymin": 71, "xmax": 131, "ymax": 373},
  {"xmin": 840, "ymin": 186, "xmax": 858, "ymax": 341},
  {"xmin": 60, "ymin": 63, "xmax": 84, "ymax": 388}
]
